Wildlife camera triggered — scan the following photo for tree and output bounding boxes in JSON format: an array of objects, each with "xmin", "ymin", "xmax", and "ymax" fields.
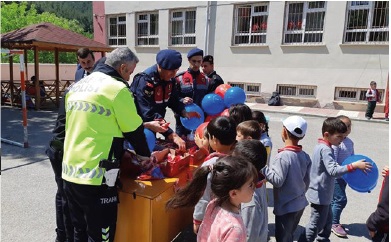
[{"xmin": 1, "ymin": 2, "xmax": 91, "ymax": 63}]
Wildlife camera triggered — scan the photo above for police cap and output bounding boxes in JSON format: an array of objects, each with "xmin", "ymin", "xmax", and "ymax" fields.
[
  {"xmin": 156, "ymin": 49, "xmax": 182, "ymax": 70},
  {"xmin": 187, "ymin": 48, "xmax": 204, "ymax": 59}
]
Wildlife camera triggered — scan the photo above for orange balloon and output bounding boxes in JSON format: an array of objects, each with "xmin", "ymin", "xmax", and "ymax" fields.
[
  {"xmin": 205, "ymin": 114, "xmax": 219, "ymax": 122},
  {"xmin": 196, "ymin": 122, "xmax": 209, "ymax": 139},
  {"xmin": 214, "ymin": 84, "xmax": 232, "ymax": 99},
  {"xmin": 220, "ymin": 108, "xmax": 230, "ymax": 117}
]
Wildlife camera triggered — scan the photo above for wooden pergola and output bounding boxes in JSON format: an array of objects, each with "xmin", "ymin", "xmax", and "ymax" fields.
[{"xmin": 1, "ymin": 22, "xmax": 113, "ymax": 109}]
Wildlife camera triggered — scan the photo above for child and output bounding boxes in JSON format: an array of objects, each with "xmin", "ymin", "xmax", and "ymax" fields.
[
  {"xmin": 330, "ymin": 115, "xmax": 354, "ymax": 237},
  {"xmin": 367, "ymin": 166, "xmax": 389, "ymax": 242},
  {"xmin": 236, "ymin": 120, "xmax": 261, "ymax": 141},
  {"xmin": 252, "ymin": 110, "xmax": 273, "ymax": 165},
  {"xmin": 228, "ymin": 103, "xmax": 253, "ymax": 126},
  {"xmin": 299, "ymin": 117, "xmax": 372, "ymax": 242},
  {"xmin": 365, "ymin": 81, "xmax": 381, "ymax": 120},
  {"xmin": 193, "ymin": 116, "xmax": 237, "ymax": 233},
  {"xmin": 262, "ymin": 115, "xmax": 312, "ymax": 242},
  {"xmin": 166, "ymin": 155, "xmax": 258, "ymax": 242},
  {"xmin": 232, "ymin": 139, "xmax": 269, "ymax": 242}
]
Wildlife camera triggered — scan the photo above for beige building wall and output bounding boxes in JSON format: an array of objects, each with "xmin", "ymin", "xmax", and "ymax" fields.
[{"xmin": 102, "ymin": 1, "xmax": 389, "ymax": 110}]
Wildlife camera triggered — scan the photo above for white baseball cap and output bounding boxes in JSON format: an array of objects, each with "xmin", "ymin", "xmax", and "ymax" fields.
[{"xmin": 282, "ymin": 116, "xmax": 307, "ymax": 138}]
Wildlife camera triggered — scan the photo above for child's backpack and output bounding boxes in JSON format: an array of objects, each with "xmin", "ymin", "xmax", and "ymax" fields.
[{"xmin": 268, "ymin": 91, "xmax": 281, "ymax": 106}]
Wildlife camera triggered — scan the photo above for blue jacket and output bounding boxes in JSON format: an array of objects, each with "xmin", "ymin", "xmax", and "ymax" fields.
[
  {"xmin": 176, "ymin": 69, "xmax": 209, "ymax": 107},
  {"xmin": 75, "ymin": 68, "xmax": 86, "ymax": 82},
  {"xmin": 130, "ymin": 64, "xmax": 185, "ymax": 138}
]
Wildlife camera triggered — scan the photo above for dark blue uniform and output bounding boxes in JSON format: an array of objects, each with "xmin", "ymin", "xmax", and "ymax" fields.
[
  {"xmin": 175, "ymin": 69, "xmax": 209, "ymax": 136},
  {"xmin": 207, "ymin": 71, "xmax": 224, "ymax": 93},
  {"xmin": 130, "ymin": 64, "xmax": 185, "ymax": 138}
]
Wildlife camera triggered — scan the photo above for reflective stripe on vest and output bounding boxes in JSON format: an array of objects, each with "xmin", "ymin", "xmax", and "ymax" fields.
[
  {"xmin": 62, "ymin": 163, "xmax": 104, "ymax": 179},
  {"xmin": 66, "ymin": 100, "xmax": 112, "ymax": 117}
]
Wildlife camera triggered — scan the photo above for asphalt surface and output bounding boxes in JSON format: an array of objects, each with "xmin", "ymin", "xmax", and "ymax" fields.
[{"xmin": 1, "ymin": 104, "xmax": 389, "ymax": 242}]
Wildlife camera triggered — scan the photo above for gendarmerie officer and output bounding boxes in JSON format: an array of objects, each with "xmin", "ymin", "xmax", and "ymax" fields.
[
  {"xmin": 201, "ymin": 55, "xmax": 224, "ymax": 93},
  {"xmin": 130, "ymin": 49, "xmax": 200, "ymax": 151},
  {"xmin": 175, "ymin": 48, "xmax": 209, "ymax": 138}
]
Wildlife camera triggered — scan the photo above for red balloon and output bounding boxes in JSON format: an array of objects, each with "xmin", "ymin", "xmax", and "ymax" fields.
[
  {"xmin": 195, "ymin": 122, "xmax": 209, "ymax": 139},
  {"xmin": 214, "ymin": 84, "xmax": 232, "ymax": 99},
  {"xmin": 220, "ymin": 108, "xmax": 229, "ymax": 117},
  {"xmin": 205, "ymin": 114, "xmax": 219, "ymax": 122}
]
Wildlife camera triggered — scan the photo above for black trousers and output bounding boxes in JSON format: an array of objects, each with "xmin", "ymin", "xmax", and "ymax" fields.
[
  {"xmin": 63, "ymin": 180, "xmax": 118, "ymax": 242},
  {"xmin": 47, "ymin": 147, "xmax": 74, "ymax": 242},
  {"xmin": 366, "ymin": 101, "xmax": 377, "ymax": 118}
]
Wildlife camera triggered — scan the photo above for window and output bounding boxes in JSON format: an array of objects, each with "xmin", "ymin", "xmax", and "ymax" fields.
[
  {"xmin": 136, "ymin": 12, "xmax": 159, "ymax": 46},
  {"xmin": 277, "ymin": 84, "xmax": 316, "ymax": 97},
  {"xmin": 227, "ymin": 82, "xmax": 261, "ymax": 95},
  {"xmin": 170, "ymin": 9, "xmax": 196, "ymax": 46},
  {"xmin": 283, "ymin": 1, "xmax": 327, "ymax": 44},
  {"xmin": 108, "ymin": 16, "xmax": 127, "ymax": 46},
  {"xmin": 335, "ymin": 87, "xmax": 384, "ymax": 102},
  {"xmin": 233, "ymin": 3, "xmax": 269, "ymax": 45},
  {"xmin": 344, "ymin": 1, "xmax": 389, "ymax": 43}
]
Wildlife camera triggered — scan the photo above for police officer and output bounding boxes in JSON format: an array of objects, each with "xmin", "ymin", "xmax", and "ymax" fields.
[
  {"xmin": 130, "ymin": 49, "xmax": 200, "ymax": 151},
  {"xmin": 175, "ymin": 48, "xmax": 209, "ymax": 137},
  {"xmin": 201, "ymin": 55, "xmax": 224, "ymax": 93},
  {"xmin": 62, "ymin": 47, "xmax": 151, "ymax": 241},
  {"xmin": 46, "ymin": 47, "xmax": 96, "ymax": 242}
]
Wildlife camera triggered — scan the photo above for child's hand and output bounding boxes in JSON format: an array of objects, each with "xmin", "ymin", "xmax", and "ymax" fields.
[
  {"xmin": 382, "ymin": 166, "xmax": 389, "ymax": 177},
  {"xmin": 193, "ymin": 223, "xmax": 200, "ymax": 234},
  {"xmin": 352, "ymin": 159, "xmax": 373, "ymax": 173},
  {"xmin": 194, "ymin": 133, "xmax": 202, "ymax": 148}
]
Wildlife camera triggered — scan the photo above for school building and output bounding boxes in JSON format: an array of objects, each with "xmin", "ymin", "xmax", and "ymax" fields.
[{"xmin": 92, "ymin": 1, "xmax": 389, "ymax": 111}]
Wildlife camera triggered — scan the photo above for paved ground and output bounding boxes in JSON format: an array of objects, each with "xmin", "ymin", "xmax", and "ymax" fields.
[{"xmin": 1, "ymin": 103, "xmax": 388, "ymax": 242}]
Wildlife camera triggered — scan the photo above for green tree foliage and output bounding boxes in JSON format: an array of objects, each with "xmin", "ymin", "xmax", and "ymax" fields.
[
  {"xmin": 31, "ymin": 1, "xmax": 93, "ymax": 33},
  {"xmin": 1, "ymin": 2, "xmax": 92, "ymax": 64}
]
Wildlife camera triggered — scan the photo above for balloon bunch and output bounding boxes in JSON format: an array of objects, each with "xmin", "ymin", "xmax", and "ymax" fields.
[{"xmin": 180, "ymin": 84, "xmax": 247, "ymax": 131}]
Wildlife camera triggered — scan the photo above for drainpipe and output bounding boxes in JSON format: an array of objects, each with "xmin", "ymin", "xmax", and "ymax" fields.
[{"xmin": 204, "ymin": 1, "xmax": 211, "ymax": 55}]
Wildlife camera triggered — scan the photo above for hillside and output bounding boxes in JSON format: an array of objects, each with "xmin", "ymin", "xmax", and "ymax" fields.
[{"xmin": 28, "ymin": 1, "xmax": 93, "ymax": 33}]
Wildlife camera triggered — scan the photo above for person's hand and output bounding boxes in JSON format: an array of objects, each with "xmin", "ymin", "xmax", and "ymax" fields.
[
  {"xmin": 368, "ymin": 230, "xmax": 376, "ymax": 238},
  {"xmin": 182, "ymin": 97, "xmax": 193, "ymax": 105},
  {"xmin": 194, "ymin": 133, "xmax": 203, "ymax": 149},
  {"xmin": 173, "ymin": 135, "xmax": 186, "ymax": 151},
  {"xmin": 193, "ymin": 223, "xmax": 200, "ymax": 234},
  {"xmin": 352, "ymin": 159, "xmax": 372, "ymax": 173},
  {"xmin": 382, "ymin": 166, "xmax": 389, "ymax": 177},
  {"xmin": 144, "ymin": 120, "xmax": 170, "ymax": 133}
]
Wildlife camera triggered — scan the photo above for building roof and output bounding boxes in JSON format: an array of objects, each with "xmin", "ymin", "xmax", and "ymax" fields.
[{"xmin": 1, "ymin": 22, "xmax": 113, "ymax": 52}]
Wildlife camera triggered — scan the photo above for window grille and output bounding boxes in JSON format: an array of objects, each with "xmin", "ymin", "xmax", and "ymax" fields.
[
  {"xmin": 227, "ymin": 82, "xmax": 261, "ymax": 95},
  {"xmin": 335, "ymin": 87, "xmax": 384, "ymax": 102},
  {"xmin": 136, "ymin": 12, "xmax": 159, "ymax": 46},
  {"xmin": 170, "ymin": 9, "xmax": 196, "ymax": 46},
  {"xmin": 277, "ymin": 84, "xmax": 317, "ymax": 97},
  {"xmin": 108, "ymin": 16, "xmax": 127, "ymax": 46},
  {"xmin": 283, "ymin": 1, "xmax": 327, "ymax": 44},
  {"xmin": 233, "ymin": 3, "xmax": 269, "ymax": 45},
  {"xmin": 344, "ymin": 1, "xmax": 389, "ymax": 43}
]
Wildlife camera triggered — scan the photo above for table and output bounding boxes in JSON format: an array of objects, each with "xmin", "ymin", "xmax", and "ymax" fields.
[{"xmin": 114, "ymin": 149, "xmax": 207, "ymax": 242}]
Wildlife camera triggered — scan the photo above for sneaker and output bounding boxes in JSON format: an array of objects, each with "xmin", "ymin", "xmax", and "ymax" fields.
[{"xmin": 332, "ymin": 224, "xmax": 347, "ymax": 237}]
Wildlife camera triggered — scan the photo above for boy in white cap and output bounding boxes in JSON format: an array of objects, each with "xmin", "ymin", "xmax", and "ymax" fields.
[{"xmin": 261, "ymin": 115, "xmax": 312, "ymax": 242}]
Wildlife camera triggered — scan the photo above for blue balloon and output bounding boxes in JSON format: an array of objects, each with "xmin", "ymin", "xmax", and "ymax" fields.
[
  {"xmin": 342, "ymin": 154, "xmax": 378, "ymax": 193},
  {"xmin": 224, "ymin": 87, "xmax": 246, "ymax": 108},
  {"xmin": 124, "ymin": 128, "xmax": 156, "ymax": 152},
  {"xmin": 201, "ymin": 93, "xmax": 225, "ymax": 115},
  {"xmin": 180, "ymin": 103, "xmax": 205, "ymax": 131}
]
